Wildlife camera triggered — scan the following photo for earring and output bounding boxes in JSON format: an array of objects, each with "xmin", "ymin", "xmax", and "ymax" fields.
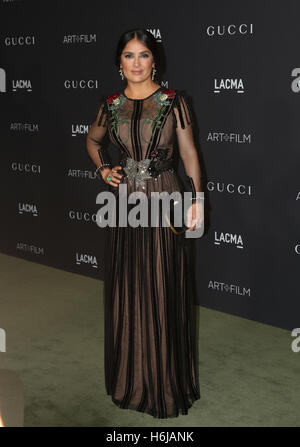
[
  {"xmin": 151, "ymin": 66, "xmax": 157, "ymax": 80},
  {"xmin": 119, "ymin": 67, "xmax": 124, "ymax": 80}
]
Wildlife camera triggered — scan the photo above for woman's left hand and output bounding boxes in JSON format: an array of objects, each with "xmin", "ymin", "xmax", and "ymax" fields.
[{"xmin": 186, "ymin": 201, "xmax": 204, "ymax": 231}]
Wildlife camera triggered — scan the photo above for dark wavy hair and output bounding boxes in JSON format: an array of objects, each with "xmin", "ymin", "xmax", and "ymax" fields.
[{"xmin": 115, "ymin": 28, "xmax": 162, "ymax": 82}]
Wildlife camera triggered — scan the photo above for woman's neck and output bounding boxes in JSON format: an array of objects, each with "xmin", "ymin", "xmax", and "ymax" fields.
[{"xmin": 124, "ymin": 82, "xmax": 160, "ymax": 99}]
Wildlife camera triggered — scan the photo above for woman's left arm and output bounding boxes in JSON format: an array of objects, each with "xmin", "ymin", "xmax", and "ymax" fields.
[{"xmin": 173, "ymin": 91, "xmax": 204, "ymax": 230}]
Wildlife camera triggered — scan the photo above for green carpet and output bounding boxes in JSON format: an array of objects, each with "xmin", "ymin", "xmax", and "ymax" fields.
[{"xmin": 0, "ymin": 252, "xmax": 298, "ymax": 427}]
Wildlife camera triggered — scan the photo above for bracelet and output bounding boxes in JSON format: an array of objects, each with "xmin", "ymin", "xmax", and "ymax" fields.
[{"xmin": 95, "ymin": 163, "xmax": 110, "ymax": 175}]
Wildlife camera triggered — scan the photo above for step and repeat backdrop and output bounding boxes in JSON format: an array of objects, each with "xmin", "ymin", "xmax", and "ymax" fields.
[{"xmin": 0, "ymin": 0, "xmax": 299, "ymax": 330}]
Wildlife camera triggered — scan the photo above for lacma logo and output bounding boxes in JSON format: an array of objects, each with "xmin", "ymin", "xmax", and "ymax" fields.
[
  {"xmin": 0, "ymin": 68, "xmax": 6, "ymax": 92},
  {"xmin": 12, "ymin": 80, "xmax": 32, "ymax": 92},
  {"xmin": 75, "ymin": 252, "xmax": 98, "ymax": 268},
  {"xmin": 147, "ymin": 28, "xmax": 162, "ymax": 42},
  {"xmin": 0, "ymin": 69, "xmax": 32, "ymax": 92},
  {"xmin": 214, "ymin": 231, "xmax": 244, "ymax": 249},
  {"xmin": 214, "ymin": 78, "xmax": 245, "ymax": 94},
  {"xmin": 18, "ymin": 203, "xmax": 38, "ymax": 216},
  {"xmin": 72, "ymin": 123, "xmax": 89, "ymax": 136}
]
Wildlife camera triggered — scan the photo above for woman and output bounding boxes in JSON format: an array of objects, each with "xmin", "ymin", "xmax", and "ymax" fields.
[{"xmin": 86, "ymin": 28, "xmax": 204, "ymax": 418}]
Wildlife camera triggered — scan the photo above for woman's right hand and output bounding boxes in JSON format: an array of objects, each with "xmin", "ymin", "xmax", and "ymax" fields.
[{"xmin": 100, "ymin": 166, "xmax": 123, "ymax": 187}]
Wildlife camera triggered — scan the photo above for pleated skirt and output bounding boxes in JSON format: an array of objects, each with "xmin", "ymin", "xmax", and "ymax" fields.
[{"xmin": 103, "ymin": 171, "xmax": 201, "ymax": 418}]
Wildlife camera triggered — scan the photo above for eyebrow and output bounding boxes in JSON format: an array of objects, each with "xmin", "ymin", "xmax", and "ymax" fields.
[{"xmin": 122, "ymin": 50, "xmax": 150, "ymax": 54}]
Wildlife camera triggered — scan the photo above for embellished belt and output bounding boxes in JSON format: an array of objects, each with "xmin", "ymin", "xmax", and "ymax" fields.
[{"xmin": 119, "ymin": 156, "xmax": 176, "ymax": 190}]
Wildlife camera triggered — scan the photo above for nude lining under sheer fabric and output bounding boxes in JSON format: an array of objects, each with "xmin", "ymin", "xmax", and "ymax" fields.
[{"xmin": 86, "ymin": 87, "xmax": 202, "ymax": 418}]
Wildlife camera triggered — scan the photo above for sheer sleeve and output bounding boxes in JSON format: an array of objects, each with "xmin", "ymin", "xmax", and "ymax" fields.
[
  {"xmin": 173, "ymin": 90, "xmax": 203, "ymax": 196},
  {"xmin": 86, "ymin": 95, "xmax": 111, "ymax": 169}
]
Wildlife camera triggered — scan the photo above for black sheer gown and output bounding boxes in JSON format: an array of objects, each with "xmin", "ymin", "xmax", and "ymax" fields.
[{"xmin": 86, "ymin": 85, "xmax": 203, "ymax": 418}]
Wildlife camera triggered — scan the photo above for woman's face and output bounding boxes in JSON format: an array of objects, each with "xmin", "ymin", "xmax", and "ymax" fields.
[{"xmin": 120, "ymin": 38, "xmax": 155, "ymax": 84}]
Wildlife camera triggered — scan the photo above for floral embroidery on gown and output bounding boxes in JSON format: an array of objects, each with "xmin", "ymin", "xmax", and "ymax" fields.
[{"xmin": 86, "ymin": 85, "xmax": 202, "ymax": 418}]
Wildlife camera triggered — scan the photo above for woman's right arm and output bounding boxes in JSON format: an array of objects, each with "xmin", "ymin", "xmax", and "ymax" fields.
[
  {"xmin": 86, "ymin": 97, "xmax": 111, "ymax": 172},
  {"xmin": 86, "ymin": 97, "xmax": 122, "ymax": 187}
]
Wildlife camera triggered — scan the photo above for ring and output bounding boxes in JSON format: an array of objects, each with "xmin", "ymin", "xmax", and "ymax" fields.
[{"xmin": 107, "ymin": 176, "xmax": 112, "ymax": 181}]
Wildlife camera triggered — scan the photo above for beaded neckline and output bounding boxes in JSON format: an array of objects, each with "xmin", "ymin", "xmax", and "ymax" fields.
[{"xmin": 122, "ymin": 85, "xmax": 163, "ymax": 101}]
